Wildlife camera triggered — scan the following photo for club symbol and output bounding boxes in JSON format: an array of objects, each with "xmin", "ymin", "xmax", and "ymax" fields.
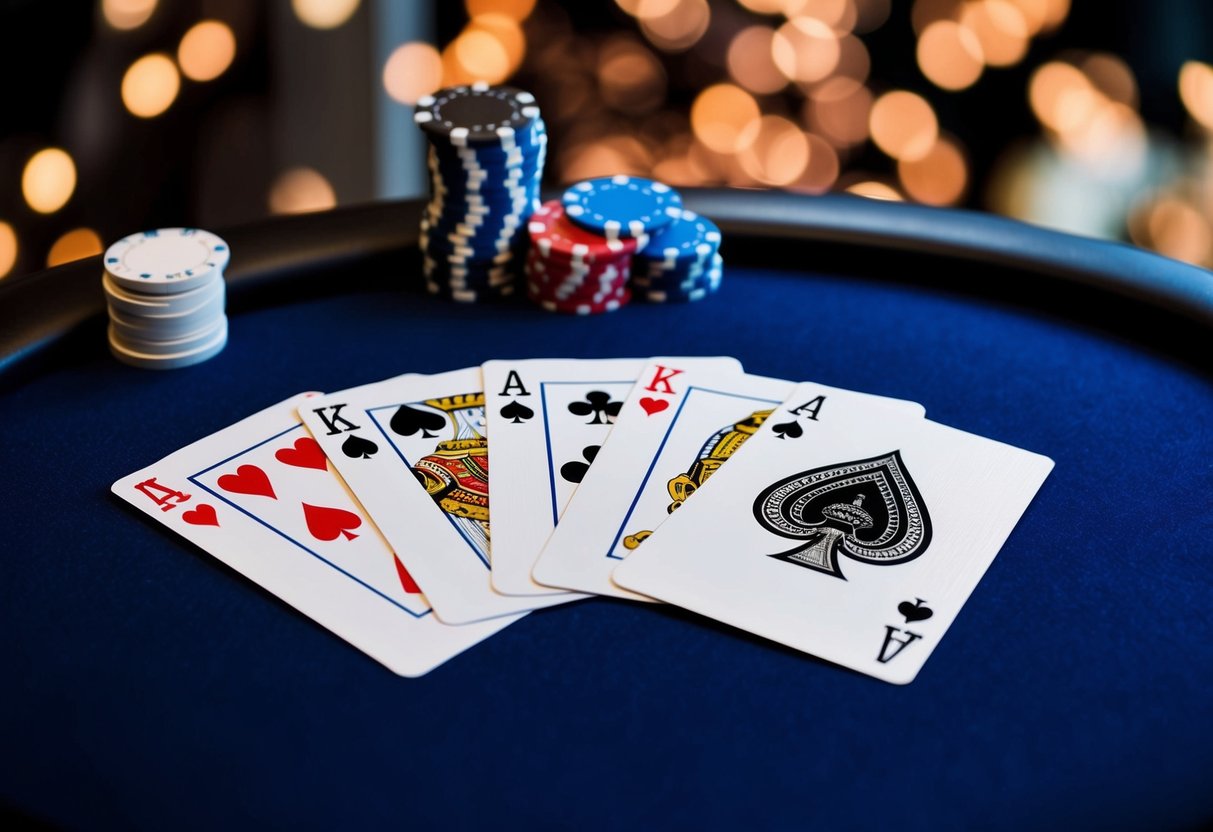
[
  {"xmin": 560, "ymin": 444, "xmax": 600, "ymax": 483},
  {"xmin": 341, "ymin": 434, "xmax": 379, "ymax": 460},
  {"xmin": 500, "ymin": 400, "xmax": 535, "ymax": 424},
  {"xmin": 897, "ymin": 598, "xmax": 933, "ymax": 623},
  {"xmin": 390, "ymin": 404, "xmax": 446, "ymax": 439},
  {"xmin": 568, "ymin": 390, "xmax": 622, "ymax": 425},
  {"xmin": 771, "ymin": 419, "xmax": 803, "ymax": 440}
]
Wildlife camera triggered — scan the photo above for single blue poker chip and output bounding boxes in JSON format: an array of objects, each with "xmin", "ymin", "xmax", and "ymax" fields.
[
  {"xmin": 561, "ymin": 175, "xmax": 683, "ymax": 240},
  {"xmin": 638, "ymin": 259, "xmax": 723, "ymax": 303},
  {"xmin": 635, "ymin": 209, "xmax": 721, "ymax": 268}
]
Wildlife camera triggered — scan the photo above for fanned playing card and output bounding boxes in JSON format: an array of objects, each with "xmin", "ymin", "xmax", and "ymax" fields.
[
  {"xmin": 111, "ymin": 394, "xmax": 518, "ymax": 677},
  {"xmin": 299, "ymin": 367, "xmax": 576, "ymax": 625},
  {"xmin": 483, "ymin": 357, "xmax": 646, "ymax": 596},
  {"xmin": 530, "ymin": 356, "xmax": 749, "ymax": 598},
  {"xmin": 612, "ymin": 381, "xmax": 1053, "ymax": 684}
]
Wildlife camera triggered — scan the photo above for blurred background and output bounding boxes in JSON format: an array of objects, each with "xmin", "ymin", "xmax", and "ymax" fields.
[{"xmin": 1, "ymin": 0, "xmax": 1211, "ymax": 282}]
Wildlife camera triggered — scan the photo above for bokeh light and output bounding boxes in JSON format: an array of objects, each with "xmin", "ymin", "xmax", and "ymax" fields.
[
  {"xmin": 806, "ymin": 77, "xmax": 873, "ymax": 147},
  {"xmin": 846, "ymin": 180, "xmax": 903, "ymax": 200},
  {"xmin": 789, "ymin": 133, "xmax": 841, "ymax": 193},
  {"xmin": 691, "ymin": 84, "xmax": 761, "ymax": 153},
  {"xmin": 786, "ymin": 0, "xmax": 858, "ymax": 33},
  {"xmin": 959, "ymin": 0, "xmax": 1029, "ymax": 69},
  {"xmin": 291, "ymin": 0, "xmax": 361, "ymax": 30},
  {"xmin": 22, "ymin": 149, "xmax": 77, "ymax": 215},
  {"xmin": 869, "ymin": 90, "xmax": 938, "ymax": 161},
  {"xmin": 122, "ymin": 54, "xmax": 180, "ymax": 118},
  {"xmin": 102, "ymin": 0, "xmax": 157, "ymax": 31},
  {"xmin": 738, "ymin": 115, "xmax": 810, "ymax": 186},
  {"xmin": 383, "ymin": 42, "xmax": 444, "ymax": 105},
  {"xmin": 772, "ymin": 17, "xmax": 840, "ymax": 84},
  {"xmin": 269, "ymin": 168, "xmax": 337, "ymax": 214},
  {"xmin": 47, "ymin": 228, "xmax": 103, "ymax": 268},
  {"xmin": 177, "ymin": 21, "xmax": 237, "ymax": 83},
  {"xmin": 1179, "ymin": 61, "xmax": 1213, "ymax": 132},
  {"xmin": 465, "ymin": 0, "xmax": 537, "ymax": 20},
  {"xmin": 1131, "ymin": 195, "xmax": 1213, "ymax": 265},
  {"xmin": 598, "ymin": 37, "xmax": 667, "ymax": 114},
  {"xmin": 1029, "ymin": 61, "xmax": 1092, "ymax": 132},
  {"xmin": 638, "ymin": 0, "xmax": 711, "ymax": 53},
  {"xmin": 727, "ymin": 26, "xmax": 786, "ymax": 95},
  {"xmin": 1081, "ymin": 53, "xmax": 1137, "ymax": 108},
  {"xmin": 917, "ymin": 20, "xmax": 984, "ymax": 91},
  {"xmin": 897, "ymin": 135, "xmax": 968, "ymax": 205},
  {"xmin": 0, "ymin": 223, "xmax": 17, "ymax": 279}
]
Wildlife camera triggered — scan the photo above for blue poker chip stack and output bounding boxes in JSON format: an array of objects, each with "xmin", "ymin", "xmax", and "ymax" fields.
[
  {"xmin": 630, "ymin": 209, "xmax": 724, "ymax": 303},
  {"xmin": 414, "ymin": 83, "xmax": 546, "ymax": 302}
]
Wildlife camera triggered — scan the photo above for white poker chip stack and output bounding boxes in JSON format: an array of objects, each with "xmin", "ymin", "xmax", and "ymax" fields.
[{"xmin": 102, "ymin": 228, "xmax": 231, "ymax": 369}]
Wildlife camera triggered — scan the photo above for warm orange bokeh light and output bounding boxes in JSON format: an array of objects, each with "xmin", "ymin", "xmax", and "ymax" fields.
[
  {"xmin": 772, "ymin": 17, "xmax": 840, "ymax": 83},
  {"xmin": 465, "ymin": 0, "xmax": 537, "ymax": 21},
  {"xmin": 383, "ymin": 42, "xmax": 444, "ymax": 105},
  {"xmin": 1144, "ymin": 196, "xmax": 1212, "ymax": 265},
  {"xmin": 452, "ymin": 28, "xmax": 511, "ymax": 84},
  {"xmin": 639, "ymin": 0, "xmax": 711, "ymax": 52},
  {"xmin": 736, "ymin": 0, "xmax": 790, "ymax": 13},
  {"xmin": 22, "ymin": 149, "xmax": 77, "ymax": 215},
  {"xmin": 917, "ymin": 20, "xmax": 984, "ymax": 91},
  {"xmin": 178, "ymin": 21, "xmax": 237, "ymax": 82},
  {"xmin": 738, "ymin": 115, "xmax": 810, "ymax": 186},
  {"xmin": 122, "ymin": 53, "xmax": 180, "ymax": 118},
  {"xmin": 846, "ymin": 180, "xmax": 904, "ymax": 200},
  {"xmin": 691, "ymin": 84, "xmax": 761, "ymax": 153},
  {"xmin": 0, "ymin": 222, "xmax": 17, "ymax": 279},
  {"xmin": 898, "ymin": 135, "xmax": 968, "ymax": 205},
  {"xmin": 806, "ymin": 77, "xmax": 873, "ymax": 147},
  {"xmin": 960, "ymin": 0, "xmax": 1029, "ymax": 68},
  {"xmin": 869, "ymin": 90, "xmax": 938, "ymax": 161},
  {"xmin": 269, "ymin": 168, "xmax": 337, "ymax": 215},
  {"xmin": 728, "ymin": 26, "xmax": 786, "ymax": 95},
  {"xmin": 1081, "ymin": 53, "xmax": 1137, "ymax": 108},
  {"xmin": 468, "ymin": 14, "xmax": 526, "ymax": 75},
  {"xmin": 785, "ymin": 0, "xmax": 857, "ymax": 34},
  {"xmin": 102, "ymin": 0, "xmax": 157, "ymax": 31},
  {"xmin": 790, "ymin": 133, "xmax": 840, "ymax": 193},
  {"xmin": 47, "ymin": 228, "xmax": 103, "ymax": 268},
  {"xmin": 292, "ymin": 0, "xmax": 360, "ymax": 29},
  {"xmin": 1028, "ymin": 61, "xmax": 1091, "ymax": 132},
  {"xmin": 598, "ymin": 37, "xmax": 667, "ymax": 114},
  {"xmin": 911, "ymin": 0, "xmax": 961, "ymax": 36},
  {"xmin": 833, "ymin": 34, "xmax": 871, "ymax": 84},
  {"xmin": 1179, "ymin": 61, "xmax": 1213, "ymax": 132}
]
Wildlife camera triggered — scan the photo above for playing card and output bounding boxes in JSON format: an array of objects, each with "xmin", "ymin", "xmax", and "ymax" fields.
[
  {"xmin": 612, "ymin": 381, "xmax": 1054, "ymax": 684},
  {"xmin": 111, "ymin": 394, "xmax": 518, "ymax": 678},
  {"xmin": 531, "ymin": 356, "xmax": 759, "ymax": 598},
  {"xmin": 299, "ymin": 368, "xmax": 575, "ymax": 625},
  {"xmin": 483, "ymin": 357, "xmax": 646, "ymax": 596}
]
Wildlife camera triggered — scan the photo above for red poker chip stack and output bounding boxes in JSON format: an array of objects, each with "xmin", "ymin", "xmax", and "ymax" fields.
[{"xmin": 524, "ymin": 200, "xmax": 647, "ymax": 315}]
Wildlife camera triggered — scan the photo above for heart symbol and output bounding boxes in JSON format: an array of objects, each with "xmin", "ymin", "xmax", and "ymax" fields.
[
  {"xmin": 182, "ymin": 504, "xmax": 219, "ymax": 526},
  {"xmin": 302, "ymin": 502, "xmax": 362, "ymax": 541},
  {"xmin": 898, "ymin": 598, "xmax": 934, "ymax": 623},
  {"xmin": 275, "ymin": 437, "xmax": 328, "ymax": 471},
  {"xmin": 639, "ymin": 397, "xmax": 669, "ymax": 416},
  {"xmin": 217, "ymin": 465, "xmax": 276, "ymax": 499}
]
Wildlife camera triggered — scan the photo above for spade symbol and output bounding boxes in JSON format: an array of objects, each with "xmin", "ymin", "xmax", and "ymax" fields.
[
  {"xmin": 390, "ymin": 404, "xmax": 446, "ymax": 439},
  {"xmin": 341, "ymin": 434, "xmax": 379, "ymax": 460},
  {"xmin": 560, "ymin": 445, "xmax": 600, "ymax": 483},
  {"xmin": 898, "ymin": 598, "xmax": 934, "ymax": 623},
  {"xmin": 771, "ymin": 420, "xmax": 804, "ymax": 440},
  {"xmin": 500, "ymin": 400, "xmax": 535, "ymax": 424},
  {"xmin": 568, "ymin": 391, "xmax": 622, "ymax": 425}
]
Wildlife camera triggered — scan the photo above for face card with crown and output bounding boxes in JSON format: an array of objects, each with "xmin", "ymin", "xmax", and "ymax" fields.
[
  {"xmin": 299, "ymin": 368, "xmax": 577, "ymax": 625},
  {"xmin": 612, "ymin": 381, "xmax": 1055, "ymax": 684}
]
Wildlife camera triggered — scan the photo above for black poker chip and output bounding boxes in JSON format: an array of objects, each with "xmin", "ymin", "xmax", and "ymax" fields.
[{"xmin": 413, "ymin": 83, "xmax": 541, "ymax": 146}]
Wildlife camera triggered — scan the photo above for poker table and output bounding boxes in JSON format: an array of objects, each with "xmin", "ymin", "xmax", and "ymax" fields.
[{"xmin": 3, "ymin": 190, "xmax": 1211, "ymax": 830}]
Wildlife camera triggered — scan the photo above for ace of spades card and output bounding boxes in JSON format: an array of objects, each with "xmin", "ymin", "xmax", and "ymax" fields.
[
  {"xmin": 112, "ymin": 394, "xmax": 519, "ymax": 677},
  {"xmin": 613, "ymin": 381, "xmax": 1054, "ymax": 684},
  {"xmin": 299, "ymin": 367, "xmax": 575, "ymax": 625},
  {"xmin": 483, "ymin": 357, "xmax": 646, "ymax": 597}
]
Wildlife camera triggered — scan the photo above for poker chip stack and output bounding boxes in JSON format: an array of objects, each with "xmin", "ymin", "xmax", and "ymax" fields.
[
  {"xmin": 524, "ymin": 200, "xmax": 645, "ymax": 314},
  {"xmin": 524, "ymin": 175, "xmax": 685, "ymax": 315},
  {"xmin": 414, "ymin": 83, "xmax": 547, "ymax": 302},
  {"xmin": 103, "ymin": 228, "xmax": 230, "ymax": 369},
  {"xmin": 631, "ymin": 209, "xmax": 724, "ymax": 303}
]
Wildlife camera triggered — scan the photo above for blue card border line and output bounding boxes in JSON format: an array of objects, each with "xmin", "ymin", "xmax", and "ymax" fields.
[
  {"xmin": 540, "ymin": 379, "xmax": 634, "ymax": 528},
  {"xmin": 189, "ymin": 423, "xmax": 431, "ymax": 620},
  {"xmin": 366, "ymin": 403, "xmax": 491, "ymax": 569},
  {"xmin": 604, "ymin": 386, "xmax": 782, "ymax": 561}
]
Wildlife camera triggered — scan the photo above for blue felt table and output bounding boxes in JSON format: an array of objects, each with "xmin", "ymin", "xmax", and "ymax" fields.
[{"xmin": 1, "ymin": 197, "xmax": 1211, "ymax": 830}]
